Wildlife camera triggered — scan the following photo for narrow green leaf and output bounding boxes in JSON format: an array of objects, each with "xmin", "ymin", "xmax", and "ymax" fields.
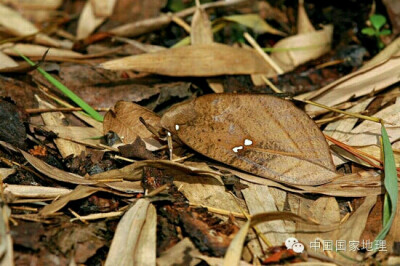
[
  {"xmin": 373, "ymin": 124, "xmax": 398, "ymax": 250},
  {"xmin": 379, "ymin": 29, "xmax": 392, "ymax": 36},
  {"xmin": 370, "ymin": 14, "xmax": 386, "ymax": 31},
  {"xmin": 16, "ymin": 51, "xmax": 104, "ymax": 122},
  {"xmin": 361, "ymin": 27, "xmax": 376, "ymax": 36}
]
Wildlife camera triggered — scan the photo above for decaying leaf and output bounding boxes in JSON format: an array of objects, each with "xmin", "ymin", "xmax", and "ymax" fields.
[
  {"xmin": 0, "ymin": 52, "xmax": 18, "ymax": 70},
  {"xmin": 0, "ymin": 43, "xmax": 83, "ymax": 59},
  {"xmin": 100, "ymin": 43, "xmax": 272, "ymax": 76},
  {"xmin": 161, "ymin": 94, "xmax": 337, "ymax": 185},
  {"xmin": 4, "ymin": 185, "xmax": 71, "ymax": 201},
  {"xmin": 103, "ymin": 101, "xmax": 161, "ymax": 144},
  {"xmin": 105, "ymin": 199, "xmax": 156, "ymax": 266},
  {"xmin": 157, "ymin": 238, "xmax": 202, "ymax": 266}
]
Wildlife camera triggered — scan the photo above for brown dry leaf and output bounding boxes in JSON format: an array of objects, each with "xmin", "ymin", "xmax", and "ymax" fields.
[
  {"xmin": 76, "ymin": 1, "xmax": 106, "ymax": 40},
  {"xmin": 0, "ymin": 52, "xmax": 18, "ymax": 70},
  {"xmin": 105, "ymin": 199, "xmax": 156, "ymax": 266},
  {"xmin": 39, "ymin": 185, "xmax": 101, "ymax": 216},
  {"xmin": 191, "ymin": 3, "xmax": 213, "ymax": 45},
  {"xmin": 270, "ymin": 25, "xmax": 333, "ymax": 74},
  {"xmin": 0, "ymin": 43, "xmax": 83, "ymax": 59},
  {"xmin": 161, "ymin": 94, "xmax": 337, "ymax": 185},
  {"xmin": 104, "ymin": 181, "xmax": 143, "ymax": 194},
  {"xmin": 103, "ymin": 101, "xmax": 161, "ymax": 144},
  {"xmin": 91, "ymin": 0, "xmax": 116, "ymax": 17},
  {"xmin": 21, "ymin": 150, "xmax": 97, "ymax": 185},
  {"xmin": 304, "ymin": 56, "xmax": 400, "ymax": 112},
  {"xmin": 157, "ymin": 238, "xmax": 202, "ymax": 266},
  {"xmin": 100, "ymin": 43, "xmax": 272, "ymax": 76},
  {"xmin": 0, "ymin": 3, "xmax": 60, "ymax": 47}
]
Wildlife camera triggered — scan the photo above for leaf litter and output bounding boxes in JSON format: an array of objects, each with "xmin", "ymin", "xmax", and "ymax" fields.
[{"xmin": 0, "ymin": 0, "xmax": 399, "ymax": 265}]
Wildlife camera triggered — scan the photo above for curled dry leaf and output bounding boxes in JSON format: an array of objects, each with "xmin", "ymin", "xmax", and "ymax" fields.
[
  {"xmin": 270, "ymin": 25, "xmax": 333, "ymax": 73},
  {"xmin": 103, "ymin": 101, "xmax": 162, "ymax": 144},
  {"xmin": 100, "ymin": 43, "xmax": 272, "ymax": 76},
  {"xmin": 297, "ymin": 0, "xmax": 315, "ymax": 34},
  {"xmin": 161, "ymin": 94, "xmax": 337, "ymax": 185}
]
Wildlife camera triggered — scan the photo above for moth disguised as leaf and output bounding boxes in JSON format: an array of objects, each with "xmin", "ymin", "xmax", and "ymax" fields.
[{"xmin": 161, "ymin": 94, "xmax": 337, "ymax": 185}]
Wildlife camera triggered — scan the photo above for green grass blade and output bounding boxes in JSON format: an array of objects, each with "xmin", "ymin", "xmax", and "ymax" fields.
[
  {"xmin": 15, "ymin": 50, "xmax": 104, "ymax": 122},
  {"xmin": 373, "ymin": 124, "xmax": 398, "ymax": 250}
]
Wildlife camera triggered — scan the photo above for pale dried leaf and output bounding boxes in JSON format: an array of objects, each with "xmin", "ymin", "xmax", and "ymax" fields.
[
  {"xmin": 0, "ymin": 52, "xmax": 18, "ymax": 70},
  {"xmin": 37, "ymin": 96, "xmax": 87, "ymax": 158},
  {"xmin": 223, "ymin": 14, "xmax": 286, "ymax": 36},
  {"xmin": 270, "ymin": 25, "xmax": 333, "ymax": 73},
  {"xmin": 305, "ymin": 56, "xmax": 400, "ymax": 112},
  {"xmin": 4, "ymin": 184, "xmax": 71, "ymax": 199},
  {"xmin": 105, "ymin": 199, "xmax": 151, "ymax": 266},
  {"xmin": 134, "ymin": 203, "xmax": 156, "ymax": 266},
  {"xmin": 0, "ymin": 3, "xmax": 60, "ymax": 47},
  {"xmin": 191, "ymin": 5, "xmax": 213, "ymax": 45},
  {"xmin": 4, "ymin": 0, "xmax": 63, "ymax": 10},
  {"xmin": 90, "ymin": 0, "xmax": 116, "ymax": 17},
  {"xmin": 105, "ymin": 181, "xmax": 143, "ymax": 193},
  {"xmin": 161, "ymin": 94, "xmax": 337, "ymax": 185},
  {"xmin": 223, "ymin": 219, "xmax": 250, "ymax": 266},
  {"xmin": 0, "ymin": 204, "xmax": 13, "ymax": 266},
  {"xmin": 297, "ymin": 0, "xmax": 315, "ymax": 34},
  {"xmin": 361, "ymin": 37, "xmax": 400, "ymax": 69},
  {"xmin": 100, "ymin": 43, "xmax": 272, "ymax": 76},
  {"xmin": 21, "ymin": 150, "xmax": 96, "ymax": 185},
  {"xmin": 0, "ymin": 168, "xmax": 16, "ymax": 181},
  {"xmin": 77, "ymin": 1, "xmax": 106, "ymax": 40},
  {"xmin": 43, "ymin": 125, "xmax": 102, "ymax": 147},
  {"xmin": 39, "ymin": 185, "xmax": 101, "ymax": 216},
  {"xmin": 344, "ymin": 102, "xmax": 400, "ymax": 146},
  {"xmin": 103, "ymin": 101, "xmax": 161, "ymax": 144},
  {"xmin": 1, "ymin": 43, "xmax": 83, "ymax": 59}
]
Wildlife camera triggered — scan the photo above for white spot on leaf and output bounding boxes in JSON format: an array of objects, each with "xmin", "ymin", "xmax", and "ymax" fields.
[
  {"xmin": 244, "ymin": 139, "xmax": 253, "ymax": 146},
  {"xmin": 167, "ymin": 132, "xmax": 171, "ymax": 136},
  {"xmin": 175, "ymin": 125, "xmax": 180, "ymax": 130},
  {"xmin": 232, "ymin": 146, "xmax": 243, "ymax": 153}
]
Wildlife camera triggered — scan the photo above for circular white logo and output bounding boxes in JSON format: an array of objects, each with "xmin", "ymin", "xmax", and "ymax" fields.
[
  {"xmin": 285, "ymin": 237, "xmax": 299, "ymax": 249},
  {"xmin": 292, "ymin": 242, "xmax": 305, "ymax": 253}
]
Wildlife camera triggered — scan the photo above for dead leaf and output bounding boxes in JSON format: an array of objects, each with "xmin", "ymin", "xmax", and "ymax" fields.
[
  {"xmin": 0, "ymin": 168, "xmax": 16, "ymax": 181},
  {"xmin": 39, "ymin": 185, "xmax": 101, "ymax": 216},
  {"xmin": 100, "ymin": 43, "xmax": 272, "ymax": 76},
  {"xmin": 304, "ymin": 55, "xmax": 400, "ymax": 112},
  {"xmin": 222, "ymin": 14, "xmax": 287, "ymax": 36},
  {"xmin": 157, "ymin": 238, "xmax": 202, "ymax": 266},
  {"xmin": 4, "ymin": 185, "xmax": 71, "ymax": 200},
  {"xmin": 0, "ymin": 52, "xmax": 18, "ymax": 70},
  {"xmin": 161, "ymin": 94, "xmax": 337, "ymax": 185},
  {"xmin": 103, "ymin": 101, "xmax": 161, "ymax": 144},
  {"xmin": 0, "ymin": 43, "xmax": 83, "ymax": 59},
  {"xmin": 76, "ymin": 1, "xmax": 106, "ymax": 40},
  {"xmin": 105, "ymin": 199, "xmax": 156, "ymax": 266},
  {"xmin": 191, "ymin": 4, "xmax": 213, "ymax": 45},
  {"xmin": 21, "ymin": 150, "xmax": 97, "ymax": 185},
  {"xmin": 270, "ymin": 25, "xmax": 333, "ymax": 73},
  {"xmin": 91, "ymin": 0, "xmax": 116, "ymax": 17},
  {"xmin": 297, "ymin": 0, "xmax": 315, "ymax": 34}
]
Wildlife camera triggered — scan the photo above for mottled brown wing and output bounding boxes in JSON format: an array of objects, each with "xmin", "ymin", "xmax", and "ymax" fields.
[{"xmin": 161, "ymin": 94, "xmax": 337, "ymax": 185}]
